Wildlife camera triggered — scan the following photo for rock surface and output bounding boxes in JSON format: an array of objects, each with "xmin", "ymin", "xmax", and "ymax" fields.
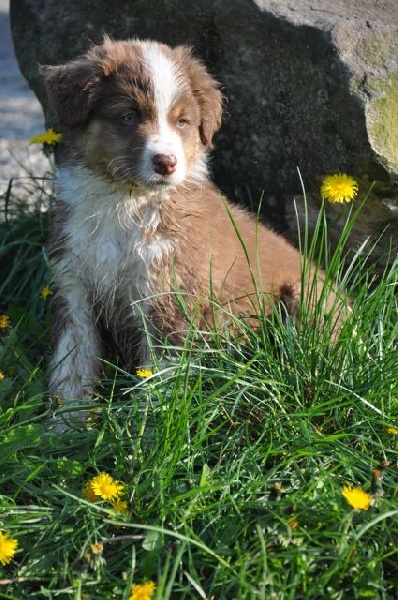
[{"xmin": 9, "ymin": 0, "xmax": 398, "ymax": 245}]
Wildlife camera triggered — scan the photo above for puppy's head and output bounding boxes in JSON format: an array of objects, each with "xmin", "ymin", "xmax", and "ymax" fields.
[{"xmin": 43, "ymin": 37, "xmax": 223, "ymax": 189}]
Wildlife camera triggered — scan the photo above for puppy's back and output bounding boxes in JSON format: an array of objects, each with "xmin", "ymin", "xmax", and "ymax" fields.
[{"xmin": 148, "ymin": 181, "xmax": 343, "ymax": 340}]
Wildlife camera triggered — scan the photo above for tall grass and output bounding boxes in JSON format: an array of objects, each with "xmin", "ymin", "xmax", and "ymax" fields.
[{"xmin": 0, "ymin": 174, "xmax": 397, "ymax": 599}]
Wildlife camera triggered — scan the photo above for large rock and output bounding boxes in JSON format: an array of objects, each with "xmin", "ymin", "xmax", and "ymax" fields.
[{"xmin": 10, "ymin": 0, "xmax": 398, "ymax": 237}]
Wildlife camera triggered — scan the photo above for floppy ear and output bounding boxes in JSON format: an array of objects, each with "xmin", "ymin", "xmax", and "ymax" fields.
[
  {"xmin": 178, "ymin": 48, "xmax": 224, "ymax": 148},
  {"xmin": 42, "ymin": 58, "xmax": 102, "ymax": 127},
  {"xmin": 196, "ymin": 76, "xmax": 224, "ymax": 148}
]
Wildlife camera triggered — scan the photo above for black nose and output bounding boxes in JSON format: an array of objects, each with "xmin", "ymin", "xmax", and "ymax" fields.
[{"xmin": 152, "ymin": 153, "xmax": 177, "ymax": 176}]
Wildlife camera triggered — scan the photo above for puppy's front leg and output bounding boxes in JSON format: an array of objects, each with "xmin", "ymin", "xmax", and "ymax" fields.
[{"xmin": 48, "ymin": 287, "xmax": 102, "ymax": 425}]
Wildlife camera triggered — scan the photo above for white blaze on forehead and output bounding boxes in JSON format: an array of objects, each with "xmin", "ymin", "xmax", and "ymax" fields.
[
  {"xmin": 142, "ymin": 43, "xmax": 182, "ymax": 122},
  {"xmin": 138, "ymin": 42, "xmax": 189, "ymax": 186}
]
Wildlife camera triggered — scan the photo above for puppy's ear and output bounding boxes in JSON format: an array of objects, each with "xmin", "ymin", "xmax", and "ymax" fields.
[
  {"xmin": 42, "ymin": 58, "xmax": 102, "ymax": 127},
  {"xmin": 196, "ymin": 77, "xmax": 223, "ymax": 148},
  {"xmin": 179, "ymin": 48, "xmax": 224, "ymax": 148}
]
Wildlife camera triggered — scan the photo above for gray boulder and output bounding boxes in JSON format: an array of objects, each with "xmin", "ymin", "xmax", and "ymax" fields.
[{"xmin": 10, "ymin": 0, "xmax": 398, "ymax": 243}]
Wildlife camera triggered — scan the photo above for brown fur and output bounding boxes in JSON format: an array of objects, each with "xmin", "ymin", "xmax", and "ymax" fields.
[{"xmin": 146, "ymin": 180, "xmax": 320, "ymax": 342}]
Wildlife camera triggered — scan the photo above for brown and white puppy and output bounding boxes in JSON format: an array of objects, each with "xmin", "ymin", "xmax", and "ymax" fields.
[{"xmin": 43, "ymin": 37, "xmax": 342, "ymax": 422}]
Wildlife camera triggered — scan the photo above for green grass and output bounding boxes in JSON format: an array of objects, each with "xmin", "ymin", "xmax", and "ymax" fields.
[{"xmin": 0, "ymin": 174, "xmax": 397, "ymax": 599}]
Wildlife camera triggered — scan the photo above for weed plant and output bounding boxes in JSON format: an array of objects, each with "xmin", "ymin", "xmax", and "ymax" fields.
[{"xmin": 0, "ymin": 173, "xmax": 397, "ymax": 599}]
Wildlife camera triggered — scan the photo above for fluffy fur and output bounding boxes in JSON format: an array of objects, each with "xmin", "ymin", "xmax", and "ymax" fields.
[{"xmin": 44, "ymin": 37, "xmax": 343, "ymax": 424}]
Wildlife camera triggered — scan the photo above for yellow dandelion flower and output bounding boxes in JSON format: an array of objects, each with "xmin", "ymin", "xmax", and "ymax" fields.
[
  {"xmin": 85, "ymin": 472, "xmax": 124, "ymax": 502},
  {"xmin": 129, "ymin": 581, "xmax": 156, "ymax": 600},
  {"xmin": 136, "ymin": 367, "xmax": 153, "ymax": 378},
  {"xmin": 0, "ymin": 531, "xmax": 19, "ymax": 566},
  {"xmin": 40, "ymin": 285, "xmax": 53, "ymax": 300},
  {"xmin": 386, "ymin": 426, "xmax": 398, "ymax": 435},
  {"xmin": 0, "ymin": 371, "xmax": 5, "ymax": 380},
  {"xmin": 288, "ymin": 517, "xmax": 299, "ymax": 530},
  {"xmin": 84, "ymin": 479, "xmax": 100, "ymax": 503},
  {"xmin": 86, "ymin": 542, "xmax": 106, "ymax": 571},
  {"xmin": 90, "ymin": 542, "xmax": 104, "ymax": 555},
  {"xmin": 321, "ymin": 173, "xmax": 358, "ymax": 204},
  {"xmin": 342, "ymin": 486, "xmax": 372, "ymax": 510},
  {"xmin": 30, "ymin": 128, "xmax": 63, "ymax": 145},
  {"xmin": 111, "ymin": 499, "xmax": 130, "ymax": 515},
  {"xmin": 0, "ymin": 314, "xmax": 11, "ymax": 330}
]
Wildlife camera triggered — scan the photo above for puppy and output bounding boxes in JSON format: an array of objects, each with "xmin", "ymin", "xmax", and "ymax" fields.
[{"xmin": 43, "ymin": 37, "xmax": 343, "ymax": 422}]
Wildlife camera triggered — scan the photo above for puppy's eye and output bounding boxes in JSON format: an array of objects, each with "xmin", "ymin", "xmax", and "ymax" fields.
[
  {"xmin": 121, "ymin": 112, "xmax": 138, "ymax": 124},
  {"xmin": 176, "ymin": 118, "xmax": 189, "ymax": 129}
]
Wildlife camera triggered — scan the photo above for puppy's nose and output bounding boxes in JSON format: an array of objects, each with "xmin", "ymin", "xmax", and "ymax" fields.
[{"xmin": 152, "ymin": 153, "xmax": 177, "ymax": 176}]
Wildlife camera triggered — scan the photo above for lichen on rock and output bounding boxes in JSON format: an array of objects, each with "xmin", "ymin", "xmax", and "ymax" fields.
[{"xmin": 366, "ymin": 70, "xmax": 398, "ymax": 174}]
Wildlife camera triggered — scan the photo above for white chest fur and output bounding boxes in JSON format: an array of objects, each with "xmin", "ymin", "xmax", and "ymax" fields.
[{"xmin": 55, "ymin": 167, "xmax": 174, "ymax": 315}]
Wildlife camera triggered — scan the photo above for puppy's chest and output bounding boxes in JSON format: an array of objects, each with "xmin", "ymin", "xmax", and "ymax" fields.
[{"xmin": 66, "ymin": 204, "xmax": 173, "ymax": 296}]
